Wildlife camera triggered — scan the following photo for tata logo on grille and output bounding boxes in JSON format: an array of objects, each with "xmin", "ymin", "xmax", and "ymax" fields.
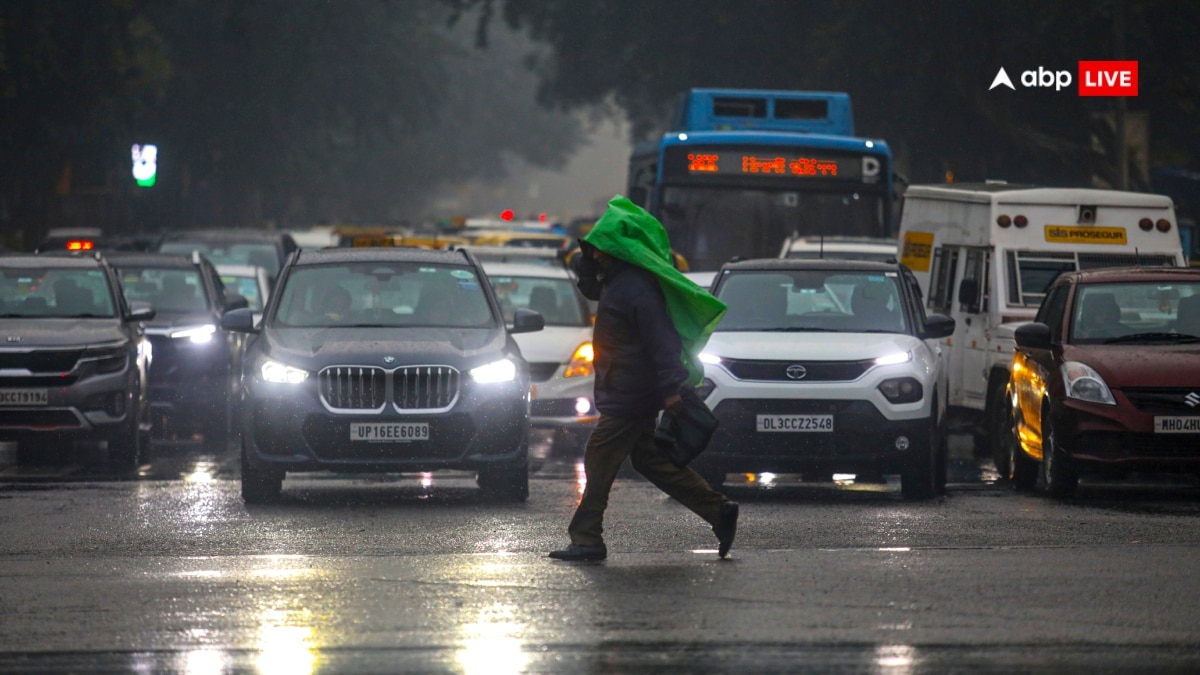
[
  {"xmin": 1185, "ymin": 392, "xmax": 1200, "ymax": 408},
  {"xmin": 785, "ymin": 365, "xmax": 807, "ymax": 380},
  {"xmin": 383, "ymin": 356, "xmax": 396, "ymax": 364}
]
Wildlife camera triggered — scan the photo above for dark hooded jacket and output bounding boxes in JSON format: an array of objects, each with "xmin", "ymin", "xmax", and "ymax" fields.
[{"xmin": 579, "ymin": 256, "xmax": 690, "ymax": 418}]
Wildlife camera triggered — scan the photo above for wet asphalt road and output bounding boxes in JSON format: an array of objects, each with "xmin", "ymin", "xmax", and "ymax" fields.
[{"xmin": 2, "ymin": 438, "xmax": 1200, "ymax": 673}]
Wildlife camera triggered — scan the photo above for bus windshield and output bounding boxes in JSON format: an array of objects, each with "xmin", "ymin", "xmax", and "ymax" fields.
[{"xmin": 659, "ymin": 186, "xmax": 886, "ymax": 271}]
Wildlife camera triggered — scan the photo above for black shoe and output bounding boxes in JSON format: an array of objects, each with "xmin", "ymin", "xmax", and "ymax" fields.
[
  {"xmin": 713, "ymin": 501, "xmax": 739, "ymax": 559},
  {"xmin": 548, "ymin": 543, "xmax": 607, "ymax": 561}
]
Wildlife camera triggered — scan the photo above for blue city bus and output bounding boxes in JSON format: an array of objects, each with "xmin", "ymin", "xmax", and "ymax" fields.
[{"xmin": 627, "ymin": 89, "xmax": 896, "ymax": 271}]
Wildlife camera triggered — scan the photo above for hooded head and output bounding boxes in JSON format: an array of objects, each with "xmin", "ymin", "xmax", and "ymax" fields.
[{"xmin": 582, "ymin": 196, "xmax": 674, "ymax": 269}]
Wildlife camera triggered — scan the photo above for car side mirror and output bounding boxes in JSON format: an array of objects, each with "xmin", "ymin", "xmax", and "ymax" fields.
[
  {"xmin": 958, "ymin": 278, "xmax": 980, "ymax": 312},
  {"xmin": 510, "ymin": 308, "xmax": 545, "ymax": 334},
  {"xmin": 224, "ymin": 292, "xmax": 250, "ymax": 312},
  {"xmin": 220, "ymin": 307, "xmax": 258, "ymax": 333},
  {"xmin": 1014, "ymin": 322, "xmax": 1052, "ymax": 349},
  {"xmin": 921, "ymin": 313, "xmax": 956, "ymax": 339},
  {"xmin": 127, "ymin": 301, "xmax": 156, "ymax": 322}
]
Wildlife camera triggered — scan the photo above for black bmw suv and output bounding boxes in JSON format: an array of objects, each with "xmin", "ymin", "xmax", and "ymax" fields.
[
  {"xmin": 105, "ymin": 251, "xmax": 248, "ymax": 450},
  {"xmin": 0, "ymin": 252, "xmax": 154, "ymax": 468},
  {"xmin": 221, "ymin": 247, "xmax": 544, "ymax": 503}
]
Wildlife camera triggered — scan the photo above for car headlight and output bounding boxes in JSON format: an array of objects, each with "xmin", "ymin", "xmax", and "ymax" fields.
[
  {"xmin": 1062, "ymin": 361, "xmax": 1115, "ymax": 405},
  {"xmin": 564, "ymin": 342, "xmax": 594, "ymax": 378},
  {"xmin": 874, "ymin": 351, "xmax": 912, "ymax": 366},
  {"xmin": 170, "ymin": 324, "xmax": 217, "ymax": 344},
  {"xmin": 261, "ymin": 359, "xmax": 309, "ymax": 384},
  {"xmin": 698, "ymin": 352, "xmax": 722, "ymax": 365},
  {"xmin": 470, "ymin": 358, "xmax": 517, "ymax": 384}
]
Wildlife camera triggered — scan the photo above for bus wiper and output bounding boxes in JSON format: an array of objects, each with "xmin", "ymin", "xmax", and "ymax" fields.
[{"xmin": 1102, "ymin": 332, "xmax": 1200, "ymax": 344}]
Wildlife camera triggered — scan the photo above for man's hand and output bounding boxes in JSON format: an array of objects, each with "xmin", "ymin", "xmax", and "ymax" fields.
[{"xmin": 664, "ymin": 394, "xmax": 683, "ymax": 412}]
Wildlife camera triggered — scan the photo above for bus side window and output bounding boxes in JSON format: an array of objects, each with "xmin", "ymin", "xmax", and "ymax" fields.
[{"xmin": 927, "ymin": 247, "xmax": 959, "ymax": 314}]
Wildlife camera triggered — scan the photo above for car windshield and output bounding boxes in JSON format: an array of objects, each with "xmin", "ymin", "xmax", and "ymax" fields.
[
  {"xmin": 488, "ymin": 275, "xmax": 586, "ymax": 326},
  {"xmin": 219, "ymin": 273, "xmax": 265, "ymax": 311},
  {"xmin": 1071, "ymin": 281, "xmax": 1200, "ymax": 343},
  {"xmin": 116, "ymin": 267, "xmax": 209, "ymax": 313},
  {"xmin": 0, "ymin": 267, "xmax": 117, "ymax": 318},
  {"xmin": 160, "ymin": 241, "xmax": 279, "ymax": 277},
  {"xmin": 273, "ymin": 262, "xmax": 496, "ymax": 328},
  {"xmin": 715, "ymin": 269, "xmax": 908, "ymax": 333}
]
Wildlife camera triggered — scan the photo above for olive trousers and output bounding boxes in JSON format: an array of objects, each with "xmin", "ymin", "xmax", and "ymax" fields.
[{"xmin": 567, "ymin": 414, "xmax": 728, "ymax": 547}]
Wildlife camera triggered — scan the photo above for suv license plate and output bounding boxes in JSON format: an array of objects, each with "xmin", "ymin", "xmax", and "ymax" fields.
[
  {"xmin": 350, "ymin": 422, "xmax": 429, "ymax": 442},
  {"xmin": 0, "ymin": 389, "xmax": 48, "ymax": 406},
  {"xmin": 756, "ymin": 414, "xmax": 833, "ymax": 432},
  {"xmin": 1154, "ymin": 417, "xmax": 1200, "ymax": 433}
]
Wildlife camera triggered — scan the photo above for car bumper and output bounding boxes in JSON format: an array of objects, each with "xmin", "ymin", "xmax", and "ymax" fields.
[
  {"xmin": 0, "ymin": 369, "xmax": 136, "ymax": 440},
  {"xmin": 241, "ymin": 377, "xmax": 529, "ymax": 473},
  {"xmin": 691, "ymin": 397, "xmax": 931, "ymax": 475},
  {"xmin": 1053, "ymin": 396, "xmax": 1200, "ymax": 470}
]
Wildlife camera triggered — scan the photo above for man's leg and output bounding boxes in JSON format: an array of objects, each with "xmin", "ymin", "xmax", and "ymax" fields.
[
  {"xmin": 566, "ymin": 415, "xmax": 641, "ymax": 546},
  {"xmin": 628, "ymin": 419, "xmax": 726, "ymax": 527}
]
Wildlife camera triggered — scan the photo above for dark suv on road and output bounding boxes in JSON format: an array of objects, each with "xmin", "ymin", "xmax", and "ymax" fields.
[
  {"xmin": 157, "ymin": 228, "xmax": 298, "ymax": 288},
  {"xmin": 221, "ymin": 247, "xmax": 544, "ymax": 503},
  {"xmin": 0, "ymin": 252, "xmax": 154, "ymax": 468},
  {"xmin": 105, "ymin": 251, "xmax": 248, "ymax": 450}
]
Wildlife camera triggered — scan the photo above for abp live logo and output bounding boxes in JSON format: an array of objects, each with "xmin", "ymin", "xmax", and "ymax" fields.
[
  {"xmin": 1079, "ymin": 60, "xmax": 1138, "ymax": 96},
  {"xmin": 989, "ymin": 61, "xmax": 1138, "ymax": 96}
]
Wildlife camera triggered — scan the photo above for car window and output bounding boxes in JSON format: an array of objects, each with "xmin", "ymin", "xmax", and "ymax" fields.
[
  {"xmin": 714, "ymin": 269, "xmax": 908, "ymax": 333},
  {"xmin": 488, "ymin": 275, "xmax": 586, "ymax": 326},
  {"xmin": 273, "ymin": 262, "xmax": 496, "ymax": 328},
  {"xmin": 0, "ymin": 267, "xmax": 116, "ymax": 318},
  {"xmin": 220, "ymin": 273, "xmax": 265, "ymax": 311},
  {"xmin": 1070, "ymin": 281, "xmax": 1200, "ymax": 342},
  {"xmin": 115, "ymin": 267, "xmax": 209, "ymax": 313},
  {"xmin": 1036, "ymin": 283, "xmax": 1069, "ymax": 338},
  {"xmin": 160, "ymin": 241, "xmax": 280, "ymax": 277}
]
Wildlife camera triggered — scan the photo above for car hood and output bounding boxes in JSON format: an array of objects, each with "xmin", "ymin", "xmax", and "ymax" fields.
[
  {"xmin": 261, "ymin": 326, "xmax": 513, "ymax": 370},
  {"xmin": 0, "ymin": 318, "xmax": 128, "ymax": 348},
  {"xmin": 705, "ymin": 331, "xmax": 921, "ymax": 360},
  {"xmin": 511, "ymin": 326, "xmax": 592, "ymax": 363},
  {"xmin": 1063, "ymin": 343, "xmax": 1200, "ymax": 388}
]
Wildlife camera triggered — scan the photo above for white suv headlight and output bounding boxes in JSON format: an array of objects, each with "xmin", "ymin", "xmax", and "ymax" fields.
[
  {"xmin": 261, "ymin": 359, "xmax": 309, "ymax": 384},
  {"xmin": 470, "ymin": 358, "xmax": 517, "ymax": 384},
  {"xmin": 874, "ymin": 351, "xmax": 912, "ymax": 366}
]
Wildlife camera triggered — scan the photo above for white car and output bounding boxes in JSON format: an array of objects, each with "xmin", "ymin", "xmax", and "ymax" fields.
[
  {"xmin": 695, "ymin": 259, "xmax": 955, "ymax": 499},
  {"xmin": 779, "ymin": 235, "xmax": 898, "ymax": 263},
  {"xmin": 480, "ymin": 261, "xmax": 596, "ymax": 456}
]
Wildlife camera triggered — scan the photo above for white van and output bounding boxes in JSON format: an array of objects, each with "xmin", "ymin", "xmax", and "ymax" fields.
[{"xmin": 897, "ymin": 183, "xmax": 1184, "ymax": 467}]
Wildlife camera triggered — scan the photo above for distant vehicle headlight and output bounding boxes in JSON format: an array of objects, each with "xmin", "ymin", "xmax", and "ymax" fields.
[
  {"xmin": 1062, "ymin": 361, "xmax": 1115, "ymax": 405},
  {"xmin": 564, "ymin": 342, "xmax": 594, "ymax": 378},
  {"xmin": 170, "ymin": 324, "xmax": 217, "ymax": 344},
  {"xmin": 470, "ymin": 358, "xmax": 517, "ymax": 384},
  {"xmin": 261, "ymin": 359, "xmax": 309, "ymax": 384}
]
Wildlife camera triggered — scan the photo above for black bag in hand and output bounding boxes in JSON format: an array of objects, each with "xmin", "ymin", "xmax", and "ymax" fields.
[{"xmin": 654, "ymin": 387, "xmax": 719, "ymax": 468}]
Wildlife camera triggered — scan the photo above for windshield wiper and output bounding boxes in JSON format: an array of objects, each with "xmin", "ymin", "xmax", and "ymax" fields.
[
  {"xmin": 1102, "ymin": 332, "xmax": 1200, "ymax": 344},
  {"xmin": 756, "ymin": 326, "xmax": 840, "ymax": 332}
]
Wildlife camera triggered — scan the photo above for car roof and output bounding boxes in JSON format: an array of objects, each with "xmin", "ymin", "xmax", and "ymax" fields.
[
  {"xmin": 102, "ymin": 251, "xmax": 201, "ymax": 269},
  {"xmin": 292, "ymin": 247, "xmax": 476, "ymax": 266},
  {"xmin": 786, "ymin": 236, "xmax": 897, "ymax": 251},
  {"xmin": 1068, "ymin": 266, "xmax": 1200, "ymax": 284},
  {"xmin": 215, "ymin": 263, "xmax": 266, "ymax": 276},
  {"xmin": 721, "ymin": 257, "xmax": 902, "ymax": 273},
  {"xmin": 480, "ymin": 261, "xmax": 572, "ymax": 279},
  {"xmin": 0, "ymin": 252, "xmax": 107, "ymax": 269},
  {"xmin": 161, "ymin": 228, "xmax": 293, "ymax": 243}
]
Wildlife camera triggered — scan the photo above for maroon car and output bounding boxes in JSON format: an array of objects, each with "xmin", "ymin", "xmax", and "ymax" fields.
[{"xmin": 1007, "ymin": 266, "xmax": 1200, "ymax": 496}]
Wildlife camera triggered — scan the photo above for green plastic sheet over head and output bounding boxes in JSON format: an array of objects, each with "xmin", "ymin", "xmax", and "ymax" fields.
[{"xmin": 583, "ymin": 195, "xmax": 728, "ymax": 385}]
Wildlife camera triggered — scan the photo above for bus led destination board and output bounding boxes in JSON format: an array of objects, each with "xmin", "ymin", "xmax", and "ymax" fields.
[{"xmin": 664, "ymin": 145, "xmax": 880, "ymax": 184}]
